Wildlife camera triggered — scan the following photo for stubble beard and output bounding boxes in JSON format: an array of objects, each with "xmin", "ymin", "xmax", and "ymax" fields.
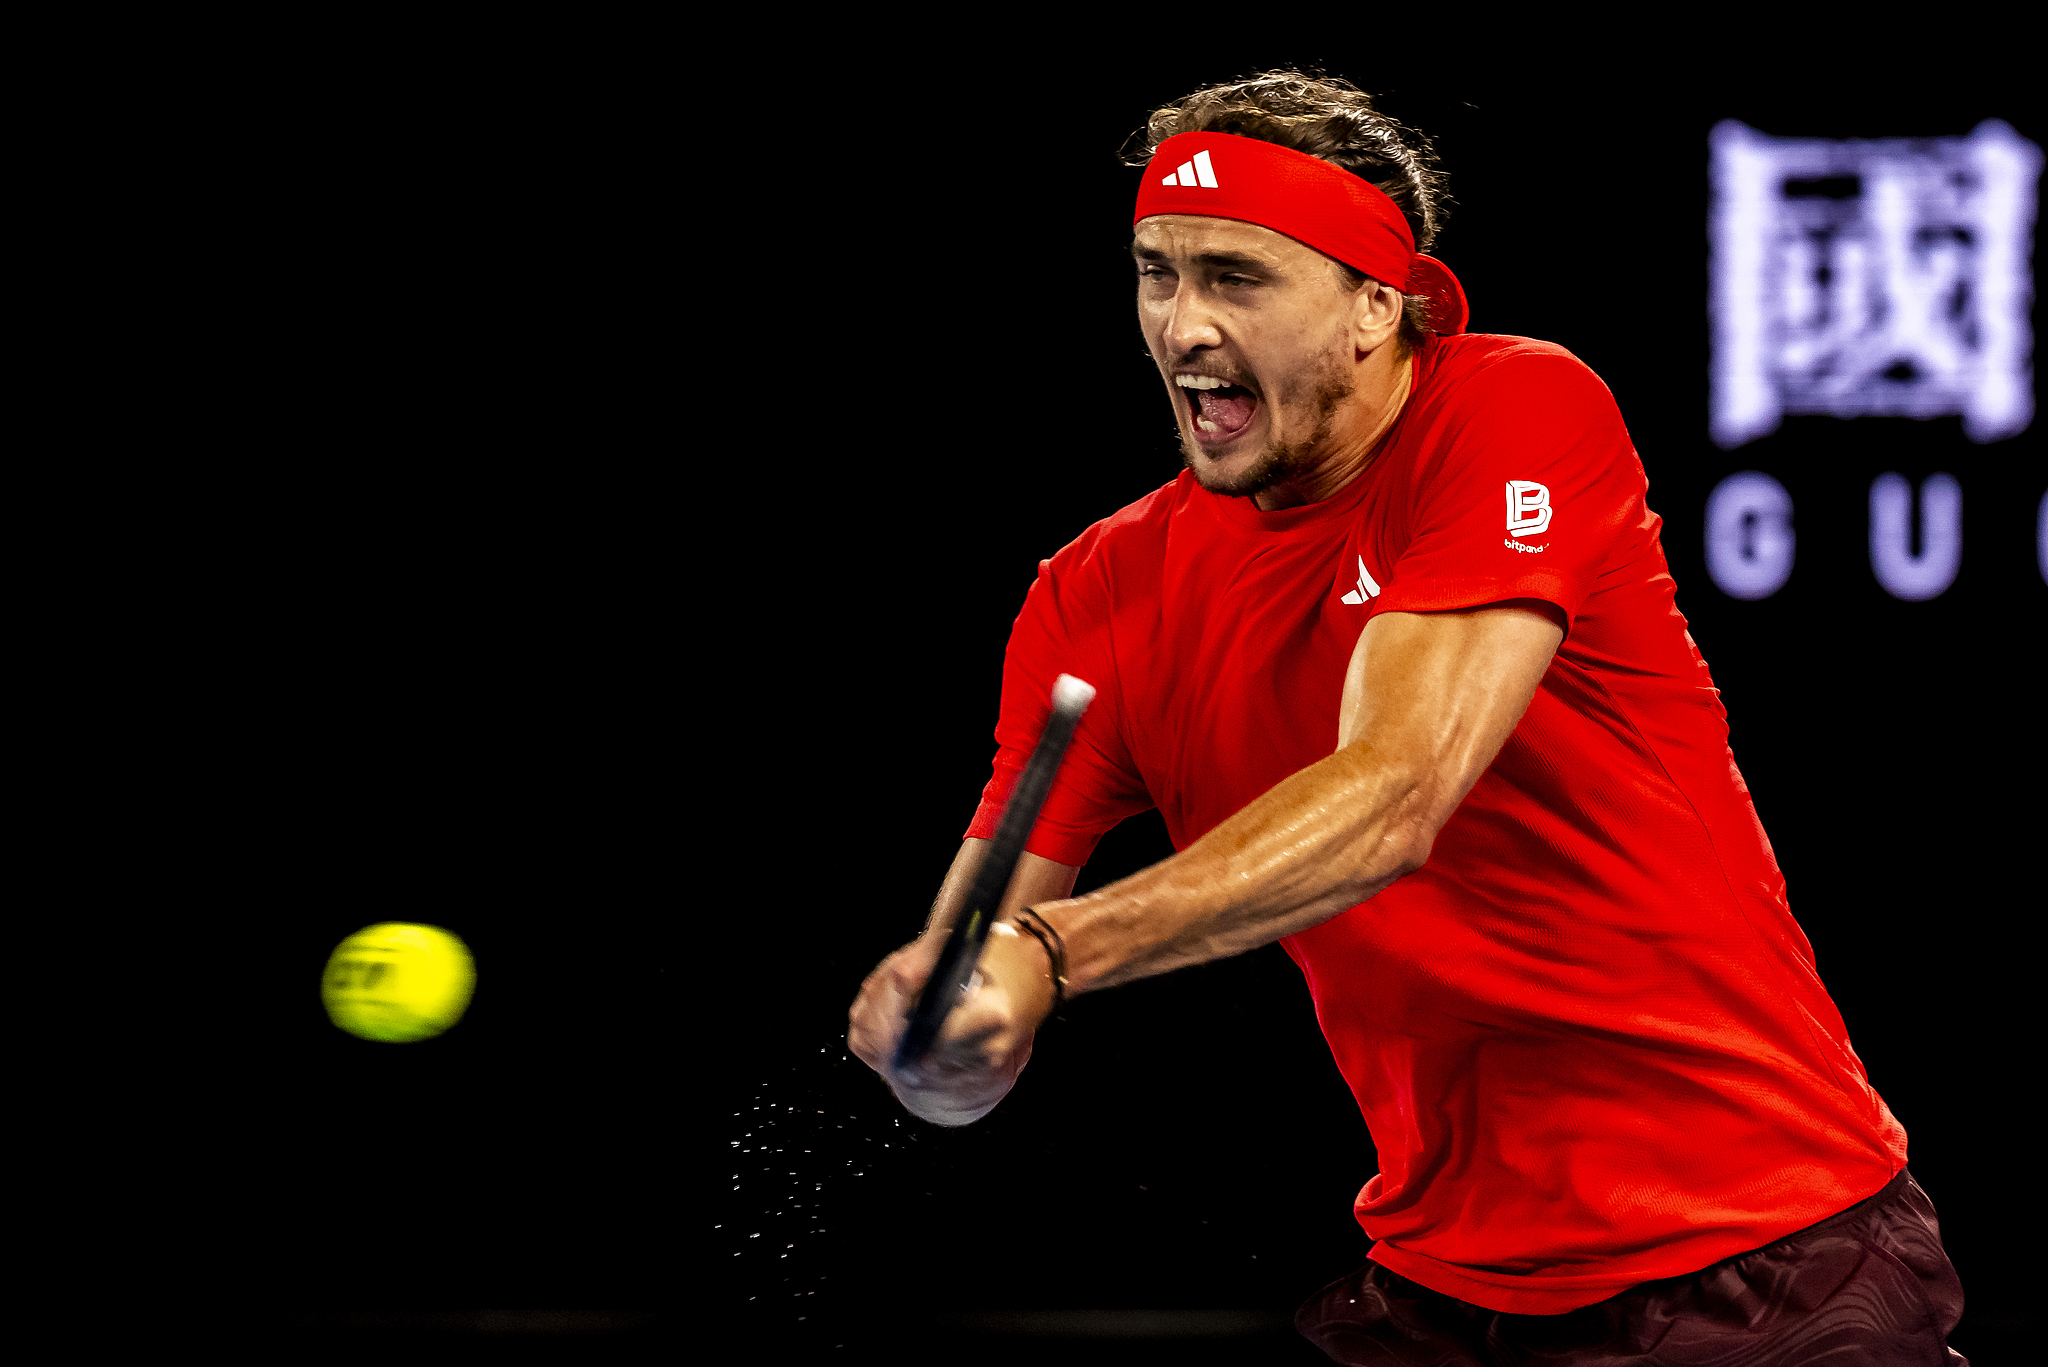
[{"xmin": 1181, "ymin": 351, "xmax": 1357, "ymax": 499}]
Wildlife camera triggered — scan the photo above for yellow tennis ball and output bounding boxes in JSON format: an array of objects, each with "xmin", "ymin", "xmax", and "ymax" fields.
[{"xmin": 321, "ymin": 923, "xmax": 476, "ymax": 1043}]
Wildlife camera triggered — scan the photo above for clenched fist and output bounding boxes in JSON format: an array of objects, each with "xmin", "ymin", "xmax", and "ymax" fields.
[{"xmin": 847, "ymin": 923, "xmax": 1057, "ymax": 1127}]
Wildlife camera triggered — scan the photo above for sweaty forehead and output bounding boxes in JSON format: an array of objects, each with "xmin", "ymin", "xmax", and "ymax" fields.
[{"xmin": 1131, "ymin": 215, "xmax": 1320, "ymax": 267}]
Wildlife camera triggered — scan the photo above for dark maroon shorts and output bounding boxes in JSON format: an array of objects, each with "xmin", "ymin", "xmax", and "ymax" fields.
[{"xmin": 1296, "ymin": 1169, "xmax": 1965, "ymax": 1365}]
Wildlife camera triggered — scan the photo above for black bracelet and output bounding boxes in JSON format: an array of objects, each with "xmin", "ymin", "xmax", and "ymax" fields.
[{"xmin": 1010, "ymin": 906, "xmax": 1068, "ymax": 1017}]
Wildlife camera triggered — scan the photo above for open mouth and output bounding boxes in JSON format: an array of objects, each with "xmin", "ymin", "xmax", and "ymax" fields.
[{"xmin": 1175, "ymin": 373, "xmax": 1259, "ymax": 443}]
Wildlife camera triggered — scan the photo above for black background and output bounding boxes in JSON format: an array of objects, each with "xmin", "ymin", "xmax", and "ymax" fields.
[{"xmin": 204, "ymin": 40, "xmax": 2040, "ymax": 1365}]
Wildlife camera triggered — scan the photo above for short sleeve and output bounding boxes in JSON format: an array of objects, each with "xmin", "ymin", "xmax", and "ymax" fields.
[
  {"xmin": 1370, "ymin": 350, "xmax": 1642, "ymax": 632},
  {"xmin": 964, "ymin": 543, "xmax": 1154, "ymax": 866}
]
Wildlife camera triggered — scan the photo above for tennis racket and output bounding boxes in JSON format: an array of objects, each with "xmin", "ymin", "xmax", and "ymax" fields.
[{"xmin": 894, "ymin": 673, "xmax": 1096, "ymax": 1069}]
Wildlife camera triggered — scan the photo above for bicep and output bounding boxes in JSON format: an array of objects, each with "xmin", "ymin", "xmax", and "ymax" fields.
[{"xmin": 1337, "ymin": 602, "xmax": 1563, "ymax": 820}]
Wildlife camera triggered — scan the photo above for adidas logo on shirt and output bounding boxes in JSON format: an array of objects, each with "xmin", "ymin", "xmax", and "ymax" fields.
[
  {"xmin": 1340, "ymin": 556, "xmax": 1382, "ymax": 605},
  {"xmin": 1159, "ymin": 150, "xmax": 1219, "ymax": 188}
]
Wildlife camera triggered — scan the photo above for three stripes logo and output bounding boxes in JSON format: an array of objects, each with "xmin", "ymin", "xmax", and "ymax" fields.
[
  {"xmin": 1160, "ymin": 149, "xmax": 1219, "ymax": 188},
  {"xmin": 1339, "ymin": 556, "xmax": 1382, "ymax": 605}
]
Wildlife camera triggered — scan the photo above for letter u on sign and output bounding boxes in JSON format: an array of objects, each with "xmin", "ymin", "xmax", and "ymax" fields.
[{"xmin": 1870, "ymin": 473, "xmax": 1962, "ymax": 601}]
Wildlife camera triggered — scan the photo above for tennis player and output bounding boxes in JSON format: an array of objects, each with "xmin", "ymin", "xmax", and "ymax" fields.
[{"xmin": 847, "ymin": 72, "xmax": 1966, "ymax": 1364}]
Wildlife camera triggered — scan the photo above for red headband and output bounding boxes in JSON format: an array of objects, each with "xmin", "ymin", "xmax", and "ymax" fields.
[{"xmin": 1134, "ymin": 131, "xmax": 1468, "ymax": 335}]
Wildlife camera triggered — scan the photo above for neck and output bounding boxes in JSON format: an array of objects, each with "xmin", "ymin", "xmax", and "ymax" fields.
[{"xmin": 1252, "ymin": 342, "xmax": 1414, "ymax": 512}]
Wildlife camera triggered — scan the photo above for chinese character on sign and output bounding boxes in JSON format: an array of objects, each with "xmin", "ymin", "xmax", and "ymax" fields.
[{"xmin": 1709, "ymin": 120, "xmax": 2041, "ymax": 449}]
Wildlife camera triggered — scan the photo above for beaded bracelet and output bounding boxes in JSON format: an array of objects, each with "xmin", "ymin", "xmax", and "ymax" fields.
[{"xmin": 1008, "ymin": 906, "xmax": 1069, "ymax": 1018}]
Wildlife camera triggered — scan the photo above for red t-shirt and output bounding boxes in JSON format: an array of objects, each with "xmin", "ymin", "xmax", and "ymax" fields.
[{"xmin": 966, "ymin": 333, "xmax": 1908, "ymax": 1314}]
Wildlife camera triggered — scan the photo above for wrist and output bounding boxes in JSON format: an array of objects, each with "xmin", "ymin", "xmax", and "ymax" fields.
[{"xmin": 1001, "ymin": 907, "xmax": 1068, "ymax": 1018}]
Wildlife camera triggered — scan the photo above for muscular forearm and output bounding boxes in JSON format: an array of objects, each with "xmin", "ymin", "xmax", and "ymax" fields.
[
  {"xmin": 1038, "ymin": 740, "xmax": 1435, "ymax": 995},
  {"xmin": 1033, "ymin": 605, "xmax": 1562, "ymax": 997}
]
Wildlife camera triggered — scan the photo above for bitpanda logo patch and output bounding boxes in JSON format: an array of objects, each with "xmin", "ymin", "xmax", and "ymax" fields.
[{"xmin": 1505, "ymin": 480, "xmax": 1552, "ymax": 552}]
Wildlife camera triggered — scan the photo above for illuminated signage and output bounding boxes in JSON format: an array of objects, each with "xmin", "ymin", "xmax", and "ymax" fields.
[
  {"xmin": 1710, "ymin": 120, "xmax": 2040, "ymax": 449},
  {"xmin": 1869, "ymin": 473, "xmax": 1963, "ymax": 601},
  {"xmin": 1704, "ymin": 471, "xmax": 1795, "ymax": 600},
  {"xmin": 1704, "ymin": 120, "xmax": 2041, "ymax": 602}
]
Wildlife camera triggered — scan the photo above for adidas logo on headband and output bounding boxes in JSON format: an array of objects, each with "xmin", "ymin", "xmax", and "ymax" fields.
[{"xmin": 1159, "ymin": 149, "xmax": 1218, "ymax": 188}]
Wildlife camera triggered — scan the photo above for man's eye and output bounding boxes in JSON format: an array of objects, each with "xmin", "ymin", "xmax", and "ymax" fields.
[{"xmin": 1221, "ymin": 274, "xmax": 1257, "ymax": 287}]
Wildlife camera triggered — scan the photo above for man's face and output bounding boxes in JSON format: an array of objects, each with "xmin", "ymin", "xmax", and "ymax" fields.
[{"xmin": 1132, "ymin": 216, "xmax": 1363, "ymax": 498}]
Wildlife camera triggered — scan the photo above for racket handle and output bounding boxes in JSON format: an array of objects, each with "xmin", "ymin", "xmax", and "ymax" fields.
[{"xmin": 895, "ymin": 675, "xmax": 1095, "ymax": 1068}]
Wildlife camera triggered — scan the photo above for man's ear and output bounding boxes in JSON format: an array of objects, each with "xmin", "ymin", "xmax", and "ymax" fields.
[{"xmin": 1352, "ymin": 279, "xmax": 1404, "ymax": 354}]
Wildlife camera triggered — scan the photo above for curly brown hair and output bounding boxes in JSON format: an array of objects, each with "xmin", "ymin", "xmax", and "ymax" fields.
[{"xmin": 1126, "ymin": 71, "xmax": 1450, "ymax": 344}]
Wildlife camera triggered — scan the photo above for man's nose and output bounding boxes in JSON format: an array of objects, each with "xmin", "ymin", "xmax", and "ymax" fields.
[{"xmin": 1162, "ymin": 283, "xmax": 1225, "ymax": 355}]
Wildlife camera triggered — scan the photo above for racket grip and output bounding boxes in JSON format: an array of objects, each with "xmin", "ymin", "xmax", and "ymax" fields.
[{"xmin": 894, "ymin": 675, "xmax": 1094, "ymax": 1069}]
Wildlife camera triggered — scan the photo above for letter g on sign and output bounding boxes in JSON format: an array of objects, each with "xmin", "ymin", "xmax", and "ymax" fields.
[
  {"xmin": 1705, "ymin": 471, "xmax": 1794, "ymax": 600},
  {"xmin": 1506, "ymin": 481, "xmax": 1553, "ymax": 537}
]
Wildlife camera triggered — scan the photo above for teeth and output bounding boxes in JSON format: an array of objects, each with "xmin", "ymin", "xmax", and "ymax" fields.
[
  {"xmin": 1175, "ymin": 374, "xmax": 1229, "ymax": 390},
  {"xmin": 1195, "ymin": 418, "xmax": 1219, "ymax": 433}
]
